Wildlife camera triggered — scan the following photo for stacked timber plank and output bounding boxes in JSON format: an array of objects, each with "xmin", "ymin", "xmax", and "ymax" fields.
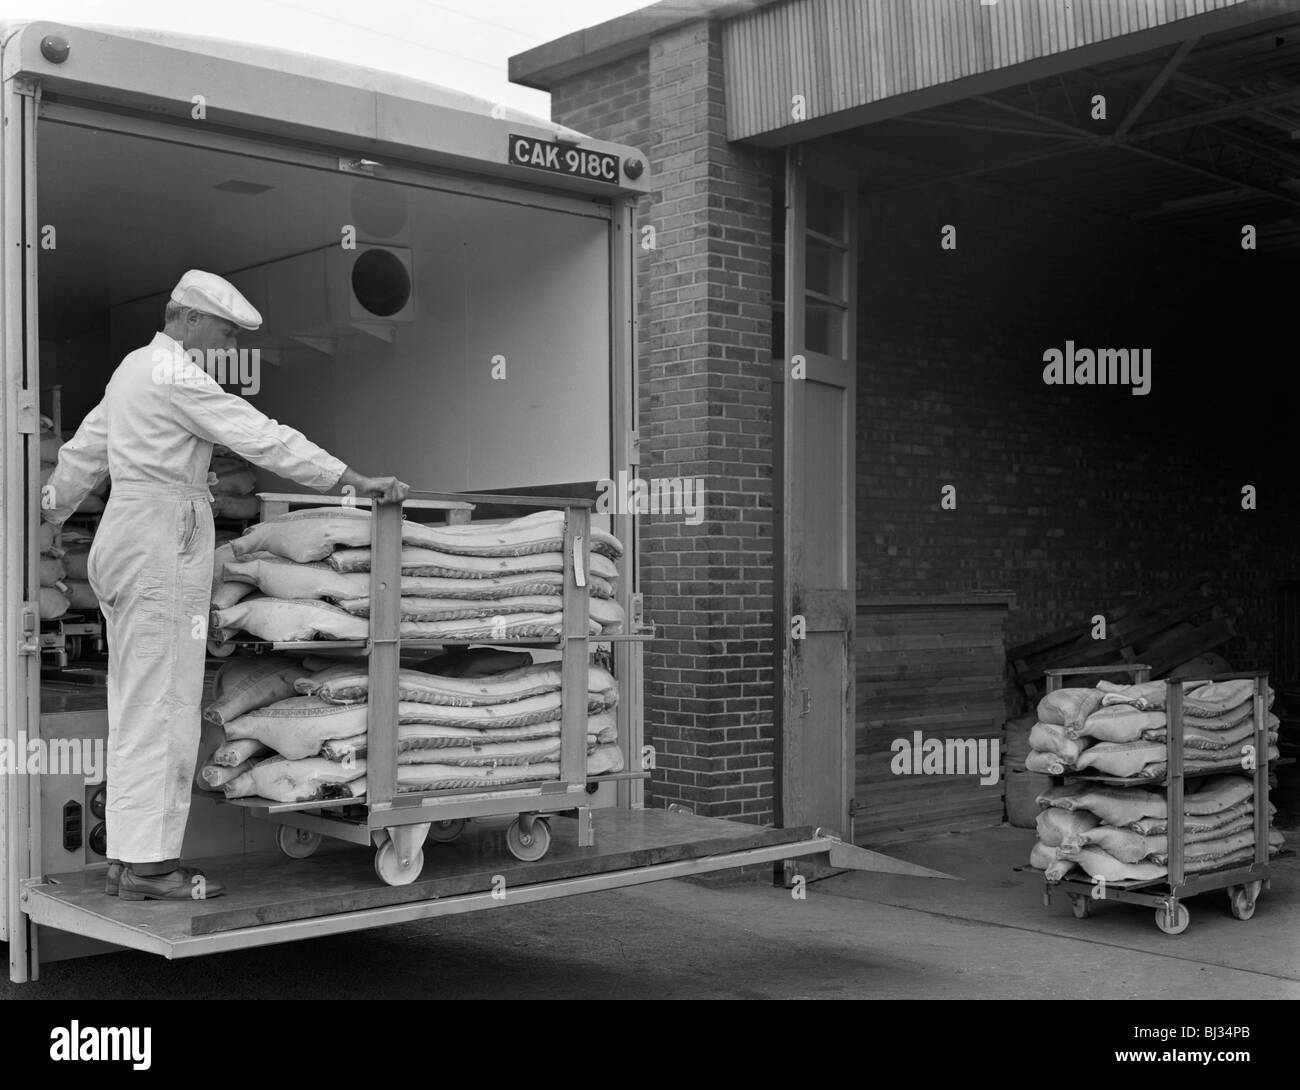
[
  {"xmin": 854, "ymin": 594, "xmax": 1012, "ymax": 846},
  {"xmin": 1008, "ymin": 576, "xmax": 1235, "ymax": 700}
]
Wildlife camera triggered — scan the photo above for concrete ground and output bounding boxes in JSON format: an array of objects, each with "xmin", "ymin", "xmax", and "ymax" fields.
[{"xmin": 3, "ymin": 822, "xmax": 1297, "ymax": 999}]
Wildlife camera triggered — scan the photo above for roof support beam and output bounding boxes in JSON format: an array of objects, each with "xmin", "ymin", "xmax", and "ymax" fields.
[
  {"xmin": 1131, "ymin": 187, "xmax": 1257, "ymax": 218},
  {"xmin": 1121, "ymin": 139, "xmax": 1300, "ymax": 212},
  {"xmin": 973, "ymin": 93, "xmax": 1096, "ymax": 139},
  {"xmin": 966, "ymin": 79, "xmax": 1300, "ymax": 215},
  {"xmin": 860, "ymin": 142, "xmax": 1098, "ymax": 195},
  {"xmin": 1115, "ymin": 37, "xmax": 1199, "ymax": 137},
  {"xmin": 1172, "ymin": 72, "xmax": 1300, "ymax": 139},
  {"xmin": 1204, "ymin": 123, "xmax": 1300, "ymax": 176},
  {"xmin": 1129, "ymin": 86, "xmax": 1300, "ymax": 138},
  {"xmin": 897, "ymin": 114, "xmax": 1083, "ymax": 140}
]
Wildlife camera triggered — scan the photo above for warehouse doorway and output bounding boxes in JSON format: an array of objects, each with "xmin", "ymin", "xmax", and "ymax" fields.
[{"xmin": 781, "ymin": 12, "xmax": 1300, "ymax": 846}]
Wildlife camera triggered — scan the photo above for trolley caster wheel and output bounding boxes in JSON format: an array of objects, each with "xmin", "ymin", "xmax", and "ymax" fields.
[
  {"xmin": 1227, "ymin": 884, "xmax": 1259, "ymax": 921},
  {"xmin": 276, "ymin": 826, "xmax": 321, "ymax": 859},
  {"xmin": 66, "ymin": 635, "xmax": 83, "ymax": 661},
  {"xmin": 426, "ymin": 818, "xmax": 466, "ymax": 843},
  {"xmin": 374, "ymin": 840, "xmax": 424, "ymax": 886},
  {"xmin": 1155, "ymin": 903, "xmax": 1190, "ymax": 935},
  {"xmin": 506, "ymin": 816, "xmax": 551, "ymax": 862},
  {"xmin": 1069, "ymin": 894, "xmax": 1092, "ymax": 919}
]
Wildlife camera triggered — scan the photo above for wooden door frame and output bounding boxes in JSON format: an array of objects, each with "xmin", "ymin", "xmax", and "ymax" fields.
[{"xmin": 774, "ymin": 146, "xmax": 858, "ymax": 835}]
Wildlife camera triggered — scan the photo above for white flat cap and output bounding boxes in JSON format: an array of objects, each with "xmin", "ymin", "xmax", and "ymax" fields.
[{"xmin": 171, "ymin": 269, "xmax": 262, "ymax": 330}]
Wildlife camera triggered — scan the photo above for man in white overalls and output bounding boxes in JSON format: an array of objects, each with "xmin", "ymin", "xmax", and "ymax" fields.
[{"xmin": 42, "ymin": 270, "xmax": 408, "ymax": 901}]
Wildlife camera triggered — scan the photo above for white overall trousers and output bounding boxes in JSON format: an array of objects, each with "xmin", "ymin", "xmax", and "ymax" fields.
[
  {"xmin": 44, "ymin": 331, "xmax": 346, "ymax": 863},
  {"xmin": 88, "ymin": 481, "xmax": 214, "ymax": 862}
]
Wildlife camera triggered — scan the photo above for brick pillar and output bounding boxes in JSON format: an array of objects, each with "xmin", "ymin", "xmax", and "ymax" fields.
[{"xmin": 639, "ymin": 21, "xmax": 776, "ymax": 822}]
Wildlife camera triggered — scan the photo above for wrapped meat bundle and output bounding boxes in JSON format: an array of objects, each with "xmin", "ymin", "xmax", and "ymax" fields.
[
  {"xmin": 296, "ymin": 660, "xmax": 618, "ymax": 709},
  {"xmin": 224, "ymin": 755, "xmax": 367, "ymax": 802},
  {"xmin": 232, "ymin": 507, "xmax": 622, "ymax": 564}
]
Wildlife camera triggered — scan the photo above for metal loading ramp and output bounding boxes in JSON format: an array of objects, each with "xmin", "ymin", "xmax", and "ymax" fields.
[{"xmin": 21, "ymin": 810, "xmax": 957, "ymax": 959}]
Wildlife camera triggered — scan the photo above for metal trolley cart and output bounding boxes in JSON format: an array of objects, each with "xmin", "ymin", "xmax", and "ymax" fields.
[
  {"xmin": 219, "ymin": 490, "xmax": 646, "ymax": 885},
  {"xmin": 1041, "ymin": 664, "xmax": 1275, "ymax": 934}
]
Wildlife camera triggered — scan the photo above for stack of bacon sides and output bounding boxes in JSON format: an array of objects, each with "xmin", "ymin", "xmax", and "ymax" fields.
[
  {"xmin": 1026, "ymin": 678, "xmax": 1285, "ymax": 884},
  {"xmin": 38, "ymin": 415, "xmax": 107, "ymax": 622},
  {"xmin": 37, "ymin": 520, "xmax": 71, "ymax": 620},
  {"xmin": 206, "ymin": 506, "xmax": 626, "ymax": 647},
  {"xmin": 1025, "ymin": 679, "xmax": 1280, "ymax": 782},
  {"xmin": 40, "ymin": 415, "xmax": 107, "ymax": 517},
  {"xmin": 1030, "ymin": 774, "xmax": 1283, "ymax": 883},
  {"xmin": 193, "ymin": 648, "xmax": 625, "ymax": 803}
]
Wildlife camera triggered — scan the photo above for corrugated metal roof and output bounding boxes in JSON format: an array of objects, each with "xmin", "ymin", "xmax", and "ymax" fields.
[{"xmin": 723, "ymin": 0, "xmax": 1268, "ymax": 143}]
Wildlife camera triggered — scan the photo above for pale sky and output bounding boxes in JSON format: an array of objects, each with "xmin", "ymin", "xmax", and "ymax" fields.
[{"xmin": 0, "ymin": 0, "xmax": 651, "ymax": 117}]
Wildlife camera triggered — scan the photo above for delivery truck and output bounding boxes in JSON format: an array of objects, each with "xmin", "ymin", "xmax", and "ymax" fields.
[{"xmin": 0, "ymin": 20, "xmax": 944, "ymax": 985}]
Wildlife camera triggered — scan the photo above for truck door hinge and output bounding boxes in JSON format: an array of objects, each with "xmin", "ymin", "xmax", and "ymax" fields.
[
  {"xmin": 800, "ymin": 688, "xmax": 812, "ymax": 715},
  {"xmin": 628, "ymin": 429, "xmax": 640, "ymax": 466},
  {"xmin": 19, "ymin": 605, "xmax": 39, "ymax": 655}
]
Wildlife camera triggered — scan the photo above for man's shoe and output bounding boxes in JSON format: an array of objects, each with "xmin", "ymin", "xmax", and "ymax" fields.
[
  {"xmin": 104, "ymin": 860, "xmax": 124, "ymax": 896},
  {"xmin": 118, "ymin": 866, "xmax": 226, "ymax": 901}
]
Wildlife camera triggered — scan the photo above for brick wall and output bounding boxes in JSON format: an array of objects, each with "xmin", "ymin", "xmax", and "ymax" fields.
[
  {"xmin": 552, "ymin": 54, "xmax": 655, "ymax": 450},
  {"xmin": 854, "ymin": 173, "xmax": 1298, "ymax": 672},
  {"xmin": 551, "ymin": 54, "xmax": 650, "ymax": 150},
  {"xmin": 552, "ymin": 24, "xmax": 777, "ymax": 823}
]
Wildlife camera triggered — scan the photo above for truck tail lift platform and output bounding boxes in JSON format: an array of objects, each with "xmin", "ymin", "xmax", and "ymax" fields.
[{"xmin": 22, "ymin": 818, "xmax": 952, "ymax": 963}]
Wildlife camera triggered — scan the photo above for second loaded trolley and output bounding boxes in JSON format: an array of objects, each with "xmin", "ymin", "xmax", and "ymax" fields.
[{"xmin": 1041, "ymin": 664, "xmax": 1277, "ymax": 934}]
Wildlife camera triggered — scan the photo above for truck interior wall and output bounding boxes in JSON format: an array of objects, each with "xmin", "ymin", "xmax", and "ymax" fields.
[
  {"xmin": 39, "ymin": 122, "xmax": 614, "ymax": 498},
  {"xmin": 855, "ymin": 173, "xmax": 1295, "ymax": 671}
]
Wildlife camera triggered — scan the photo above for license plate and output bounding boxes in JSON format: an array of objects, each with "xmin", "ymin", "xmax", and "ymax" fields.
[{"xmin": 509, "ymin": 135, "xmax": 620, "ymax": 184}]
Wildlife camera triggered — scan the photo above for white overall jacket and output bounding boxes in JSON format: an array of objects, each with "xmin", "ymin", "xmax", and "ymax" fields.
[{"xmin": 44, "ymin": 332, "xmax": 346, "ymax": 862}]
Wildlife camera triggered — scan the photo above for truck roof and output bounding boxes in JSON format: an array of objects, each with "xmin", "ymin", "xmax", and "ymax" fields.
[
  {"xmin": 1, "ymin": 19, "xmax": 586, "ymax": 141},
  {"xmin": 3, "ymin": 20, "xmax": 648, "ymax": 195}
]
